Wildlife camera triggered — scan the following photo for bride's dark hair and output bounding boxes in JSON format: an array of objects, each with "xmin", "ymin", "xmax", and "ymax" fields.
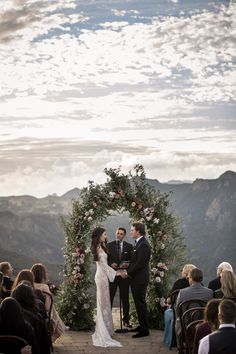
[{"xmin": 91, "ymin": 227, "xmax": 108, "ymax": 261}]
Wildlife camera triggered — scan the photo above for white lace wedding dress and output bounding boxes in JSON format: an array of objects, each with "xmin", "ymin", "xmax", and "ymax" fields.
[{"xmin": 92, "ymin": 249, "xmax": 122, "ymax": 347}]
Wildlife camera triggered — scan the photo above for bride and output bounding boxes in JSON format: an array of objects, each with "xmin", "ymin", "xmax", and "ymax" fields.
[{"xmin": 91, "ymin": 227, "xmax": 122, "ymax": 347}]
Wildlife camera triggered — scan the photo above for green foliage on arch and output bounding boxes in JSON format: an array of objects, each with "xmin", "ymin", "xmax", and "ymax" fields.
[{"xmin": 57, "ymin": 165, "xmax": 186, "ymax": 330}]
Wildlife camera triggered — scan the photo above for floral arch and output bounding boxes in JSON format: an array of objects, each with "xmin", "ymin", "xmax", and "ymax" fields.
[{"xmin": 57, "ymin": 165, "xmax": 185, "ymax": 330}]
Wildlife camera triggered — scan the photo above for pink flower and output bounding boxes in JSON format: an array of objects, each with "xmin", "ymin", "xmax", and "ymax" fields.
[
  {"xmin": 83, "ymin": 303, "xmax": 90, "ymax": 309},
  {"xmin": 117, "ymin": 189, "xmax": 124, "ymax": 196}
]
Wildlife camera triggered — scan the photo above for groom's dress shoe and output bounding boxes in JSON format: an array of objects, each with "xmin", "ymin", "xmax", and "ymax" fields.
[
  {"xmin": 123, "ymin": 322, "xmax": 132, "ymax": 328},
  {"xmin": 132, "ymin": 330, "xmax": 149, "ymax": 338},
  {"xmin": 129, "ymin": 326, "xmax": 141, "ymax": 333}
]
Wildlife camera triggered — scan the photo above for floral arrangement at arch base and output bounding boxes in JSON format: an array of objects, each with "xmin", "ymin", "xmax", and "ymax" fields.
[{"xmin": 56, "ymin": 165, "xmax": 186, "ymax": 330}]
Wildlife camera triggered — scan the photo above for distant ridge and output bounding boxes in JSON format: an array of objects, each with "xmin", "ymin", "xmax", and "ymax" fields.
[{"xmin": 61, "ymin": 187, "xmax": 81, "ymax": 199}]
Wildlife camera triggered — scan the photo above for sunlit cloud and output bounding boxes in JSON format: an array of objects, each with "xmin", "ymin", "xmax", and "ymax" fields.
[{"xmin": 0, "ymin": 0, "xmax": 235, "ymax": 196}]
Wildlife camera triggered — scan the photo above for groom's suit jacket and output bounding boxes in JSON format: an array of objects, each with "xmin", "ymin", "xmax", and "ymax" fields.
[
  {"xmin": 127, "ymin": 236, "xmax": 151, "ymax": 285},
  {"xmin": 107, "ymin": 240, "xmax": 133, "ymax": 267}
]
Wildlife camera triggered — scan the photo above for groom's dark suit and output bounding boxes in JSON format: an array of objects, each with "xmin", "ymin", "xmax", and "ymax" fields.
[
  {"xmin": 107, "ymin": 240, "xmax": 133, "ymax": 324},
  {"xmin": 127, "ymin": 236, "xmax": 151, "ymax": 332}
]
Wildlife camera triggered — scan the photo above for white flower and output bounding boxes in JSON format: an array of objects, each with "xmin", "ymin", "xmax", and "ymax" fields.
[
  {"xmin": 85, "ymin": 211, "xmax": 90, "ymax": 216},
  {"xmin": 160, "ymin": 243, "xmax": 165, "ymax": 249},
  {"xmin": 89, "ymin": 209, "xmax": 94, "ymax": 215},
  {"xmin": 151, "ymin": 267, "xmax": 157, "ymax": 274},
  {"xmin": 75, "ymin": 265, "xmax": 81, "ymax": 271},
  {"xmin": 131, "ymin": 202, "xmax": 136, "ymax": 207},
  {"xmin": 83, "ymin": 303, "xmax": 90, "ymax": 309},
  {"xmin": 109, "ymin": 191, "xmax": 116, "ymax": 198},
  {"xmin": 155, "ymin": 276, "xmax": 161, "ymax": 283},
  {"xmin": 160, "ymin": 271, "xmax": 165, "ymax": 278},
  {"xmin": 154, "ymin": 218, "xmax": 160, "ymax": 224},
  {"xmin": 85, "ymin": 247, "xmax": 90, "ymax": 254},
  {"xmin": 146, "ymin": 215, "xmax": 152, "ymax": 221},
  {"xmin": 144, "ymin": 208, "xmax": 149, "ymax": 215},
  {"xmin": 72, "ymin": 270, "xmax": 76, "ymax": 275},
  {"xmin": 150, "ymin": 207, "xmax": 155, "ymax": 213},
  {"xmin": 87, "ymin": 216, "xmax": 93, "ymax": 222},
  {"xmin": 92, "ymin": 202, "xmax": 97, "ymax": 207}
]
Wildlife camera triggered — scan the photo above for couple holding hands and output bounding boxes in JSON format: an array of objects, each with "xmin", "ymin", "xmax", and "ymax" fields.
[{"xmin": 91, "ymin": 222, "xmax": 151, "ymax": 347}]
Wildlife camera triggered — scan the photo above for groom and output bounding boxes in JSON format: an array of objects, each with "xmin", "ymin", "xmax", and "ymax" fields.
[{"xmin": 121, "ymin": 222, "xmax": 151, "ymax": 338}]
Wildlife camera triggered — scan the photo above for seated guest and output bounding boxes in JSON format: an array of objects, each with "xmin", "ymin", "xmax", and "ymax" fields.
[
  {"xmin": 164, "ymin": 264, "xmax": 196, "ymax": 348},
  {"xmin": 176, "ymin": 268, "xmax": 213, "ymax": 312},
  {"xmin": 12, "ymin": 282, "xmax": 51, "ymax": 354},
  {"xmin": 198, "ymin": 299, "xmax": 236, "ymax": 354},
  {"xmin": 192, "ymin": 299, "xmax": 220, "ymax": 354},
  {"xmin": 31, "ymin": 263, "xmax": 66, "ymax": 342},
  {"xmin": 163, "ymin": 298, "xmax": 173, "ymax": 347},
  {"xmin": 0, "ymin": 297, "xmax": 35, "ymax": 354},
  {"xmin": 12, "ymin": 270, "xmax": 47, "ymax": 319},
  {"xmin": 169, "ymin": 263, "xmax": 196, "ymax": 295},
  {"xmin": 214, "ymin": 269, "xmax": 236, "ymax": 300},
  {"xmin": 175, "ymin": 268, "xmax": 213, "ymax": 351},
  {"xmin": 0, "ymin": 262, "xmax": 14, "ymax": 299},
  {"xmin": 208, "ymin": 261, "xmax": 233, "ymax": 292}
]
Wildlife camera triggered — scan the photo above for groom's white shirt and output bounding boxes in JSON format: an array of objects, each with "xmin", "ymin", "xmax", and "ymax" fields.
[{"xmin": 136, "ymin": 236, "xmax": 143, "ymax": 244}]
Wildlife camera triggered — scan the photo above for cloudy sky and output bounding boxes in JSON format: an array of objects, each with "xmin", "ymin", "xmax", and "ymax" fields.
[{"xmin": 0, "ymin": 0, "xmax": 235, "ymax": 197}]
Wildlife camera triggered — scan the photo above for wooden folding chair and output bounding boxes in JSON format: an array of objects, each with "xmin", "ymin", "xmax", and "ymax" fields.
[
  {"xmin": 42, "ymin": 290, "xmax": 54, "ymax": 352},
  {"xmin": 177, "ymin": 299, "xmax": 207, "ymax": 354},
  {"xmin": 169, "ymin": 289, "xmax": 180, "ymax": 350},
  {"xmin": 0, "ymin": 335, "xmax": 28, "ymax": 353},
  {"xmin": 182, "ymin": 308, "xmax": 205, "ymax": 354}
]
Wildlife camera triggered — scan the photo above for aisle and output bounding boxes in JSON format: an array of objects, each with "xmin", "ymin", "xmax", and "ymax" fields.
[{"xmin": 54, "ymin": 308, "xmax": 176, "ymax": 354}]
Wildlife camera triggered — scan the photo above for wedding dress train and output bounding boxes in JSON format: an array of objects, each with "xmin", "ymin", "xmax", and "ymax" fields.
[{"xmin": 92, "ymin": 249, "xmax": 122, "ymax": 347}]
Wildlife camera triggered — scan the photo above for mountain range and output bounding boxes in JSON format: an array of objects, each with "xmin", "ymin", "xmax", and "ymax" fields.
[{"xmin": 0, "ymin": 171, "xmax": 235, "ymax": 284}]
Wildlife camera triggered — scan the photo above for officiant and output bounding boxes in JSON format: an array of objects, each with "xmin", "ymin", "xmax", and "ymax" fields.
[{"xmin": 107, "ymin": 227, "xmax": 133, "ymax": 327}]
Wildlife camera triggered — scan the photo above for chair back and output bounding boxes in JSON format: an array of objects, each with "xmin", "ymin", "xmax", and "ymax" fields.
[
  {"xmin": 0, "ymin": 335, "xmax": 28, "ymax": 353},
  {"xmin": 177, "ymin": 299, "xmax": 206, "ymax": 354},
  {"xmin": 186, "ymin": 320, "xmax": 204, "ymax": 354},
  {"xmin": 42, "ymin": 290, "xmax": 54, "ymax": 352},
  {"xmin": 170, "ymin": 289, "xmax": 180, "ymax": 306},
  {"xmin": 169, "ymin": 289, "xmax": 180, "ymax": 349}
]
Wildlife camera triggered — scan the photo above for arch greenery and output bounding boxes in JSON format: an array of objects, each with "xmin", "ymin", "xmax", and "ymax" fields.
[{"xmin": 57, "ymin": 165, "xmax": 186, "ymax": 330}]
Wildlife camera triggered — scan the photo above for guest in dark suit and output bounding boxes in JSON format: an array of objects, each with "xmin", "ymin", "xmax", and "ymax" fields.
[
  {"xmin": 121, "ymin": 222, "xmax": 151, "ymax": 338},
  {"xmin": 107, "ymin": 227, "xmax": 133, "ymax": 326},
  {"xmin": 0, "ymin": 262, "xmax": 14, "ymax": 299},
  {"xmin": 198, "ymin": 299, "xmax": 236, "ymax": 354},
  {"xmin": 208, "ymin": 261, "xmax": 233, "ymax": 292}
]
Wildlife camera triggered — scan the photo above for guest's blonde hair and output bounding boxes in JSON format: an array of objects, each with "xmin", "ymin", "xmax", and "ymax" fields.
[
  {"xmin": 217, "ymin": 262, "xmax": 233, "ymax": 276},
  {"xmin": 221, "ymin": 270, "xmax": 236, "ymax": 298},
  {"xmin": 182, "ymin": 264, "xmax": 196, "ymax": 278}
]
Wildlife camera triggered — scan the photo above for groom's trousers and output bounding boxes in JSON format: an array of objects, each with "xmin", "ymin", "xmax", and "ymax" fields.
[{"xmin": 131, "ymin": 281, "xmax": 149, "ymax": 331}]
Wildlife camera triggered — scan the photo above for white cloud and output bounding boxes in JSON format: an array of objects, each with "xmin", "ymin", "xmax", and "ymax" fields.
[{"xmin": 0, "ymin": 1, "xmax": 235, "ymax": 195}]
